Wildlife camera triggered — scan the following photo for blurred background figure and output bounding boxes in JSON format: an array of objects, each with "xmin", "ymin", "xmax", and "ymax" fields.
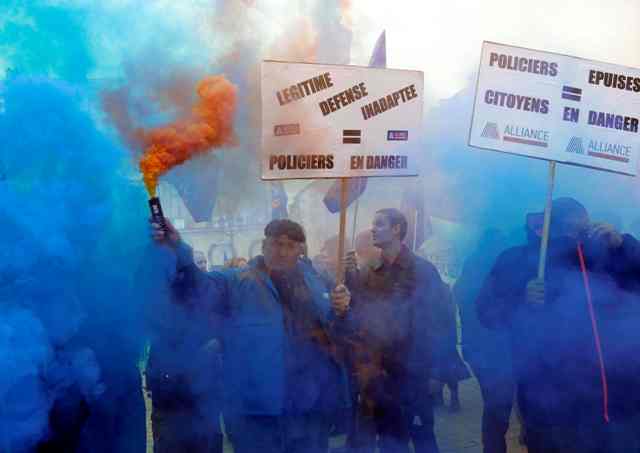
[
  {"xmin": 224, "ymin": 257, "xmax": 247, "ymax": 268},
  {"xmin": 455, "ymin": 228, "xmax": 516, "ymax": 453},
  {"xmin": 430, "ymin": 283, "xmax": 471, "ymax": 413},
  {"xmin": 194, "ymin": 251, "xmax": 208, "ymax": 272}
]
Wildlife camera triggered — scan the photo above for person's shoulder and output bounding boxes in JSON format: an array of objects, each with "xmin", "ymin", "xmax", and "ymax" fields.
[
  {"xmin": 412, "ymin": 253, "xmax": 440, "ymax": 277},
  {"xmin": 205, "ymin": 265, "xmax": 247, "ymax": 284}
]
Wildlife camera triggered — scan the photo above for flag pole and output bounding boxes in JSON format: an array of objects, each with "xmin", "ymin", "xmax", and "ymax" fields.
[
  {"xmin": 336, "ymin": 178, "xmax": 349, "ymax": 285},
  {"xmin": 537, "ymin": 161, "xmax": 557, "ymax": 279},
  {"xmin": 412, "ymin": 206, "xmax": 419, "ymax": 253},
  {"xmin": 351, "ymin": 180, "xmax": 361, "ymax": 249}
]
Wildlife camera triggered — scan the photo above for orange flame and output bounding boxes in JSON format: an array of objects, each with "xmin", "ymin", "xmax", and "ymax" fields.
[{"xmin": 138, "ymin": 75, "xmax": 237, "ymax": 196}]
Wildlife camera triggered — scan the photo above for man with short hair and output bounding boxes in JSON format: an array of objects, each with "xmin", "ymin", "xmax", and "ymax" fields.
[
  {"xmin": 150, "ymin": 217, "xmax": 352, "ymax": 453},
  {"xmin": 344, "ymin": 208, "xmax": 446, "ymax": 453}
]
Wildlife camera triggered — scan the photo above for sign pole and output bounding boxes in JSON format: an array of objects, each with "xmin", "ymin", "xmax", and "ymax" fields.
[
  {"xmin": 351, "ymin": 195, "xmax": 360, "ymax": 249},
  {"xmin": 537, "ymin": 160, "xmax": 557, "ymax": 279},
  {"xmin": 351, "ymin": 178, "xmax": 365, "ymax": 249},
  {"xmin": 336, "ymin": 178, "xmax": 349, "ymax": 285}
]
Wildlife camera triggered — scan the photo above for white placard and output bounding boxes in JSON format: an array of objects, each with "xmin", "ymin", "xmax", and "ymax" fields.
[
  {"xmin": 470, "ymin": 41, "xmax": 640, "ymax": 176},
  {"xmin": 261, "ymin": 61, "xmax": 423, "ymax": 180}
]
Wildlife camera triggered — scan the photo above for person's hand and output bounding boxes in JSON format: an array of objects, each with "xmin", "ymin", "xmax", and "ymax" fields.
[
  {"xmin": 525, "ymin": 278, "xmax": 545, "ymax": 306},
  {"xmin": 331, "ymin": 284, "xmax": 351, "ymax": 317},
  {"xmin": 586, "ymin": 222, "xmax": 623, "ymax": 250},
  {"xmin": 343, "ymin": 250, "xmax": 358, "ymax": 274},
  {"xmin": 149, "ymin": 217, "xmax": 180, "ymax": 246}
]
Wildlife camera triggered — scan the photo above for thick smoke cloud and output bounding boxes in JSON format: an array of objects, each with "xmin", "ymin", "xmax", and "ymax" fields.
[{"xmin": 0, "ymin": 75, "xmax": 151, "ymax": 451}]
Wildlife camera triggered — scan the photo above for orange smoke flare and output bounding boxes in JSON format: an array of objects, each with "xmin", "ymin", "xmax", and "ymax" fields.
[
  {"xmin": 139, "ymin": 75, "xmax": 237, "ymax": 196},
  {"xmin": 338, "ymin": 0, "xmax": 354, "ymax": 29}
]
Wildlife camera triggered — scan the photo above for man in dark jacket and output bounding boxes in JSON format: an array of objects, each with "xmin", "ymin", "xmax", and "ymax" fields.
[
  {"xmin": 150, "ymin": 217, "xmax": 351, "ymax": 453},
  {"xmin": 477, "ymin": 197, "xmax": 640, "ymax": 453},
  {"xmin": 144, "ymin": 244, "xmax": 222, "ymax": 453},
  {"xmin": 345, "ymin": 208, "xmax": 445, "ymax": 453},
  {"xmin": 456, "ymin": 228, "xmax": 517, "ymax": 453}
]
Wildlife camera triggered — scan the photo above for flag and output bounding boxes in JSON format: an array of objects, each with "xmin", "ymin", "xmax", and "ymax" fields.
[
  {"xmin": 165, "ymin": 154, "xmax": 220, "ymax": 222},
  {"xmin": 323, "ymin": 177, "xmax": 367, "ymax": 213},
  {"xmin": 271, "ymin": 181, "xmax": 288, "ymax": 219},
  {"xmin": 368, "ymin": 30, "xmax": 386, "ymax": 68},
  {"xmin": 323, "ymin": 30, "xmax": 386, "ymax": 213},
  {"xmin": 401, "ymin": 182, "xmax": 432, "ymax": 252}
]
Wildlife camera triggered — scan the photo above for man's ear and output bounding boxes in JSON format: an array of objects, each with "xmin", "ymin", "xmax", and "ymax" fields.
[{"xmin": 392, "ymin": 223, "xmax": 402, "ymax": 239}]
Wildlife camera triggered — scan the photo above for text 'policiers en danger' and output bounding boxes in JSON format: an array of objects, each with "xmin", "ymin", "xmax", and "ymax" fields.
[{"xmin": 275, "ymin": 72, "xmax": 419, "ymax": 120}]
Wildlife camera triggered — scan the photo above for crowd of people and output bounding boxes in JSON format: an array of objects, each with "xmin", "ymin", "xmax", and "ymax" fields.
[{"xmin": 144, "ymin": 197, "xmax": 640, "ymax": 453}]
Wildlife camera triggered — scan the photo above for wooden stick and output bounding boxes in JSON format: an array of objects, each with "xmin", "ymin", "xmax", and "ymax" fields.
[
  {"xmin": 351, "ymin": 196, "xmax": 360, "ymax": 250},
  {"xmin": 537, "ymin": 161, "xmax": 557, "ymax": 279},
  {"xmin": 351, "ymin": 178, "xmax": 364, "ymax": 249},
  {"xmin": 336, "ymin": 178, "xmax": 349, "ymax": 285}
]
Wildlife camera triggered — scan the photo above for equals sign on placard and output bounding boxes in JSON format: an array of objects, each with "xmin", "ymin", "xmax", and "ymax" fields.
[
  {"xmin": 562, "ymin": 85, "xmax": 582, "ymax": 102},
  {"xmin": 343, "ymin": 129, "xmax": 361, "ymax": 144}
]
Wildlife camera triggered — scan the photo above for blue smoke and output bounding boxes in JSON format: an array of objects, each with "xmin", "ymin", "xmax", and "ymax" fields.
[
  {"xmin": 0, "ymin": 75, "xmax": 150, "ymax": 451},
  {"xmin": 0, "ymin": 1, "xmax": 93, "ymax": 82}
]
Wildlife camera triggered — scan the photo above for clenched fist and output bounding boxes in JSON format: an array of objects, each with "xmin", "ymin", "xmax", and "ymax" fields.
[{"xmin": 331, "ymin": 284, "xmax": 351, "ymax": 317}]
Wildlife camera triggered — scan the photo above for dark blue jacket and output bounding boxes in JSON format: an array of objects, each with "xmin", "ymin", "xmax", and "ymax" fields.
[
  {"xmin": 345, "ymin": 245, "xmax": 448, "ymax": 406},
  {"xmin": 477, "ymin": 234, "xmax": 640, "ymax": 426},
  {"xmin": 173, "ymin": 243, "xmax": 350, "ymax": 417}
]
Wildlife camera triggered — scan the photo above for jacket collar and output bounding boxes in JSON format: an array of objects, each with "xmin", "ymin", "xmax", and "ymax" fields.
[{"xmin": 371, "ymin": 244, "xmax": 413, "ymax": 271}]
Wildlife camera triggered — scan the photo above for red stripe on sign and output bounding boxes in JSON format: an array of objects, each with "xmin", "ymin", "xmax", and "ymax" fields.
[
  {"xmin": 503, "ymin": 136, "xmax": 548, "ymax": 147},
  {"xmin": 588, "ymin": 152, "xmax": 629, "ymax": 163},
  {"xmin": 343, "ymin": 138, "xmax": 361, "ymax": 144}
]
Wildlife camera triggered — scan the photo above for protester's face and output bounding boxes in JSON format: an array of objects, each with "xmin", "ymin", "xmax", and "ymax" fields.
[
  {"xmin": 263, "ymin": 235, "xmax": 301, "ymax": 271},
  {"xmin": 194, "ymin": 253, "xmax": 207, "ymax": 272},
  {"xmin": 371, "ymin": 213, "xmax": 396, "ymax": 248}
]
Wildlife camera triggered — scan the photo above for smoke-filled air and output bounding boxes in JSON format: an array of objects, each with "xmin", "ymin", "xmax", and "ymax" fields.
[{"xmin": 2, "ymin": 1, "xmax": 640, "ymax": 453}]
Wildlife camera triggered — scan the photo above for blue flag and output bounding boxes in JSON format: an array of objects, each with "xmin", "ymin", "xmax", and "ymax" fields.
[
  {"xmin": 166, "ymin": 154, "xmax": 220, "ymax": 222},
  {"xmin": 323, "ymin": 30, "xmax": 386, "ymax": 213},
  {"xmin": 271, "ymin": 181, "xmax": 288, "ymax": 219},
  {"xmin": 368, "ymin": 30, "xmax": 386, "ymax": 68}
]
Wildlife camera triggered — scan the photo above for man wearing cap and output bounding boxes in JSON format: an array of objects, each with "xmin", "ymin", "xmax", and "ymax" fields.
[
  {"xmin": 150, "ymin": 217, "xmax": 351, "ymax": 453},
  {"xmin": 477, "ymin": 197, "xmax": 640, "ymax": 453}
]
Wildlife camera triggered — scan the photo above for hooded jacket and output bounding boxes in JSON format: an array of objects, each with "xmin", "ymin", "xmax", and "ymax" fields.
[{"xmin": 477, "ymin": 232, "xmax": 640, "ymax": 426}]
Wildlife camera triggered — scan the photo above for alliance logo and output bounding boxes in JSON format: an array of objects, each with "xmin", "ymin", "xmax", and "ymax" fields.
[
  {"xmin": 565, "ymin": 136, "xmax": 632, "ymax": 163},
  {"xmin": 502, "ymin": 124, "xmax": 549, "ymax": 148},
  {"xmin": 586, "ymin": 139, "xmax": 632, "ymax": 163},
  {"xmin": 565, "ymin": 137, "xmax": 585, "ymax": 154},
  {"xmin": 274, "ymin": 123, "xmax": 300, "ymax": 136},
  {"xmin": 480, "ymin": 122, "xmax": 500, "ymax": 140},
  {"xmin": 387, "ymin": 130, "xmax": 408, "ymax": 141}
]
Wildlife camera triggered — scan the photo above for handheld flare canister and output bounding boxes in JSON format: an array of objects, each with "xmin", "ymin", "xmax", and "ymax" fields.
[{"xmin": 148, "ymin": 197, "xmax": 166, "ymax": 232}]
